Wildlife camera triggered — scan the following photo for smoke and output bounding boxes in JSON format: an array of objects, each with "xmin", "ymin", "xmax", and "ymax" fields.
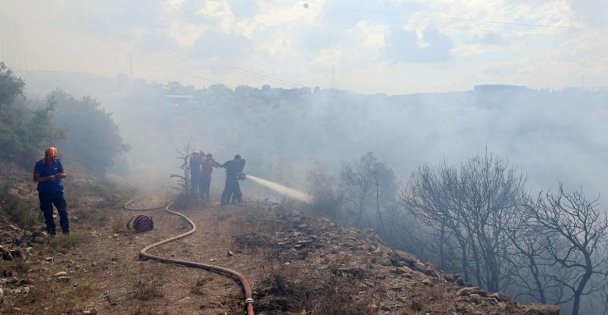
[{"xmin": 246, "ymin": 175, "xmax": 312, "ymax": 203}]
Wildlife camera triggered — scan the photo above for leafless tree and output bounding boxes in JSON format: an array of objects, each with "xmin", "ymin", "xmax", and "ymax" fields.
[
  {"xmin": 339, "ymin": 152, "xmax": 396, "ymax": 230},
  {"xmin": 525, "ymin": 184, "xmax": 608, "ymax": 315},
  {"xmin": 401, "ymin": 153, "xmax": 526, "ymax": 292},
  {"xmin": 306, "ymin": 160, "xmax": 343, "ymax": 222}
]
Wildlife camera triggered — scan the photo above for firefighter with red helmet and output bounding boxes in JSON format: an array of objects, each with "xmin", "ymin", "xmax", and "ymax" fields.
[{"xmin": 33, "ymin": 146, "xmax": 69, "ymax": 236}]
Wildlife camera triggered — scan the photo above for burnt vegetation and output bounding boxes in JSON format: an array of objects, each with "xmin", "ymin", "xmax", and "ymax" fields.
[{"xmin": 307, "ymin": 152, "xmax": 608, "ymax": 315}]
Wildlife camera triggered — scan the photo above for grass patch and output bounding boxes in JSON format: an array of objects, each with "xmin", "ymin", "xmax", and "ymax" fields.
[
  {"xmin": 14, "ymin": 280, "xmax": 98, "ymax": 314},
  {"xmin": 111, "ymin": 215, "xmax": 127, "ymax": 234},
  {"xmin": 49, "ymin": 231, "xmax": 88, "ymax": 251},
  {"xmin": 133, "ymin": 280, "xmax": 164, "ymax": 301},
  {"xmin": 0, "ymin": 185, "xmax": 39, "ymax": 229},
  {"xmin": 0, "ymin": 257, "xmax": 28, "ymax": 274},
  {"xmin": 254, "ymin": 270, "xmax": 373, "ymax": 315},
  {"xmin": 233, "ymin": 232, "xmax": 274, "ymax": 249}
]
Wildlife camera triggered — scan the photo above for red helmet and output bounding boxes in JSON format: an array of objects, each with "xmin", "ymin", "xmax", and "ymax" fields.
[{"xmin": 45, "ymin": 146, "xmax": 59, "ymax": 159}]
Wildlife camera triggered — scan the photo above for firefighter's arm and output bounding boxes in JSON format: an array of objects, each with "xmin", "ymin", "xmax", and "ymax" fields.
[
  {"xmin": 33, "ymin": 171, "xmax": 57, "ymax": 182},
  {"xmin": 57, "ymin": 161, "xmax": 67, "ymax": 178}
]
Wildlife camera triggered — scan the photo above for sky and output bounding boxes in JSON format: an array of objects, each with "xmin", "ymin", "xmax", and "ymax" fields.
[{"xmin": 1, "ymin": 0, "xmax": 607, "ymax": 94}]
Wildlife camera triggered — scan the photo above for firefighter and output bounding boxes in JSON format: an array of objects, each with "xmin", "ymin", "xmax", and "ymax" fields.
[
  {"xmin": 220, "ymin": 154, "xmax": 246, "ymax": 205},
  {"xmin": 200, "ymin": 153, "xmax": 221, "ymax": 202},
  {"xmin": 33, "ymin": 147, "xmax": 69, "ymax": 236}
]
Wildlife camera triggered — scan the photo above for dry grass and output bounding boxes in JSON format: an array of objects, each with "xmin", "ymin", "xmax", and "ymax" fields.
[
  {"xmin": 49, "ymin": 231, "xmax": 89, "ymax": 251},
  {"xmin": 0, "ymin": 186, "xmax": 39, "ymax": 228},
  {"xmin": 254, "ymin": 269, "xmax": 373, "ymax": 315},
  {"xmin": 111, "ymin": 215, "xmax": 128, "ymax": 234},
  {"xmin": 133, "ymin": 280, "xmax": 164, "ymax": 301},
  {"xmin": 12, "ymin": 280, "xmax": 98, "ymax": 314}
]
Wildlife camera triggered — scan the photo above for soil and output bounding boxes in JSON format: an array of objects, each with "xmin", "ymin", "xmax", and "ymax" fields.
[{"xmin": 0, "ymin": 187, "xmax": 559, "ymax": 315}]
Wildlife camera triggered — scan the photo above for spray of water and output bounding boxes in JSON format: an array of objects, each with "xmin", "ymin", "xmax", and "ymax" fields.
[{"xmin": 246, "ymin": 175, "xmax": 312, "ymax": 203}]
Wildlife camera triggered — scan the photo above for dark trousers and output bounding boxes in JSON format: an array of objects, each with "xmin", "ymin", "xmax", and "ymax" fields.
[
  {"xmin": 38, "ymin": 191, "xmax": 69, "ymax": 234},
  {"xmin": 221, "ymin": 176, "xmax": 241, "ymax": 205},
  {"xmin": 191, "ymin": 172, "xmax": 200, "ymax": 197},
  {"xmin": 200, "ymin": 176, "xmax": 211, "ymax": 201}
]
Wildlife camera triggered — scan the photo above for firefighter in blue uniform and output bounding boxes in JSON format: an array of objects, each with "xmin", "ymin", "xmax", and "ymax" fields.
[{"xmin": 33, "ymin": 147, "xmax": 69, "ymax": 235}]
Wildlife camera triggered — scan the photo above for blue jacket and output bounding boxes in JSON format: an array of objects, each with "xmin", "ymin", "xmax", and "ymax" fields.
[{"xmin": 34, "ymin": 159, "xmax": 64, "ymax": 192}]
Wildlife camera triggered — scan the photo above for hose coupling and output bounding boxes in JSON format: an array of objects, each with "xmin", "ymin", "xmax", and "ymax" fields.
[{"xmin": 245, "ymin": 298, "xmax": 254, "ymax": 305}]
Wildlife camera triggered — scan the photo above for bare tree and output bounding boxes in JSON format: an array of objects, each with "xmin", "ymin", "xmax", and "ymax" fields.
[
  {"xmin": 526, "ymin": 184, "xmax": 608, "ymax": 315},
  {"xmin": 339, "ymin": 152, "xmax": 396, "ymax": 230},
  {"xmin": 169, "ymin": 142, "xmax": 193, "ymax": 208},
  {"xmin": 401, "ymin": 153, "xmax": 526, "ymax": 292},
  {"xmin": 306, "ymin": 160, "xmax": 343, "ymax": 222}
]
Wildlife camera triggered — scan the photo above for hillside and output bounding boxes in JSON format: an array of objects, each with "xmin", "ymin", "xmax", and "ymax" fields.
[{"xmin": 0, "ymin": 174, "xmax": 559, "ymax": 314}]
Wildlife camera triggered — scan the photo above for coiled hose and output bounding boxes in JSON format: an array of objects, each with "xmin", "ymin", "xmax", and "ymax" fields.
[{"xmin": 124, "ymin": 197, "xmax": 255, "ymax": 315}]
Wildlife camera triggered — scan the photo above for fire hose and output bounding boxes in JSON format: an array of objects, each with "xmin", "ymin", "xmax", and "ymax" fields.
[{"xmin": 124, "ymin": 197, "xmax": 255, "ymax": 315}]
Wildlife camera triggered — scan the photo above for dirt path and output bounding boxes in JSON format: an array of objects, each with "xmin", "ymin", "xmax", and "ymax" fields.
[{"xmin": 3, "ymin": 197, "xmax": 269, "ymax": 315}]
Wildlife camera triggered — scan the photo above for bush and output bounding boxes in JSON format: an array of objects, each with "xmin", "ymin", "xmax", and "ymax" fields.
[
  {"xmin": 48, "ymin": 90, "xmax": 129, "ymax": 176},
  {"xmin": 0, "ymin": 62, "xmax": 63, "ymax": 167},
  {"xmin": 0, "ymin": 185, "xmax": 39, "ymax": 229}
]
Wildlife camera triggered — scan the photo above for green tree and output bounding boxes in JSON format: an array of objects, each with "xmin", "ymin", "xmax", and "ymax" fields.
[
  {"xmin": 49, "ymin": 90, "xmax": 128, "ymax": 176},
  {"xmin": 0, "ymin": 62, "xmax": 62, "ymax": 165}
]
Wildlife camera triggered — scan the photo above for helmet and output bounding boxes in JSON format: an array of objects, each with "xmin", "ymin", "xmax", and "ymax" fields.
[
  {"xmin": 234, "ymin": 154, "xmax": 241, "ymax": 160},
  {"xmin": 207, "ymin": 153, "xmax": 213, "ymax": 158},
  {"xmin": 45, "ymin": 146, "xmax": 59, "ymax": 159}
]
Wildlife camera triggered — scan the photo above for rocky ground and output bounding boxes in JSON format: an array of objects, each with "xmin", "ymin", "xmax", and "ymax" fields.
[
  {"xmin": 0, "ymin": 201, "xmax": 560, "ymax": 315},
  {"xmin": 0, "ymin": 170, "xmax": 560, "ymax": 314}
]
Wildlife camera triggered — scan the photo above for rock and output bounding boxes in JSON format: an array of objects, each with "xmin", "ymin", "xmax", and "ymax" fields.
[
  {"xmin": 524, "ymin": 304, "xmax": 560, "ymax": 315},
  {"xmin": 468, "ymin": 293, "xmax": 483, "ymax": 305},
  {"xmin": 488, "ymin": 292, "xmax": 509, "ymax": 302},
  {"xmin": 7, "ymin": 188, "xmax": 20, "ymax": 198},
  {"xmin": 54, "ymin": 271, "xmax": 68, "ymax": 277},
  {"xmin": 226, "ymin": 249, "xmax": 234, "ymax": 256},
  {"xmin": 443, "ymin": 273, "xmax": 459, "ymax": 282},
  {"xmin": 0, "ymin": 270, "xmax": 13, "ymax": 278},
  {"xmin": 17, "ymin": 279, "xmax": 32, "ymax": 285},
  {"xmin": 177, "ymin": 296, "xmax": 192, "ymax": 304},
  {"xmin": 422, "ymin": 279, "xmax": 432, "ymax": 286},
  {"xmin": 45, "ymin": 257, "xmax": 54, "ymax": 262},
  {"xmin": 2, "ymin": 251, "xmax": 13, "ymax": 261},
  {"xmin": 104, "ymin": 292, "xmax": 117, "ymax": 306},
  {"xmin": 457, "ymin": 287, "xmax": 486, "ymax": 297},
  {"xmin": 0, "ymin": 287, "xmax": 4, "ymax": 297},
  {"xmin": 389, "ymin": 251, "xmax": 417, "ymax": 268}
]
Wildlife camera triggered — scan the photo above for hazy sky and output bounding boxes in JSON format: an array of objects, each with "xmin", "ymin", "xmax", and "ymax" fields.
[{"xmin": 1, "ymin": 0, "xmax": 606, "ymax": 94}]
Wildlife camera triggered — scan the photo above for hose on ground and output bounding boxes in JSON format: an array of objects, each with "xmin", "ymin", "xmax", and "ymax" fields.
[{"xmin": 124, "ymin": 197, "xmax": 255, "ymax": 315}]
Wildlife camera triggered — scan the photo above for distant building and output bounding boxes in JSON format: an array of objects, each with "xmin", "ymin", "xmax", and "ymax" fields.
[
  {"xmin": 164, "ymin": 94, "xmax": 195, "ymax": 107},
  {"xmin": 474, "ymin": 84, "xmax": 528, "ymax": 93}
]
